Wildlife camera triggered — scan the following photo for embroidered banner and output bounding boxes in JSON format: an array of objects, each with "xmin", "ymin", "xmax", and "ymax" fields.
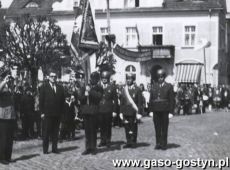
[
  {"xmin": 70, "ymin": 0, "xmax": 98, "ymax": 62},
  {"xmin": 113, "ymin": 44, "xmax": 152, "ymax": 62},
  {"xmin": 79, "ymin": 0, "xmax": 99, "ymax": 49}
]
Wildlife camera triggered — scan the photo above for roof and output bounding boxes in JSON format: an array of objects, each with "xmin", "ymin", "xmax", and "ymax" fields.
[
  {"xmin": 5, "ymin": 0, "xmax": 225, "ymax": 18},
  {"xmin": 6, "ymin": 0, "xmax": 59, "ymax": 17},
  {"xmin": 95, "ymin": 0, "xmax": 225, "ymax": 16},
  {"xmin": 165, "ymin": 0, "xmax": 224, "ymax": 10}
]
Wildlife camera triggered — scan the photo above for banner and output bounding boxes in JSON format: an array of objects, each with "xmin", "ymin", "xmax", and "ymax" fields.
[
  {"xmin": 70, "ymin": 0, "xmax": 98, "ymax": 62},
  {"xmin": 79, "ymin": 0, "xmax": 99, "ymax": 49},
  {"xmin": 113, "ymin": 44, "xmax": 152, "ymax": 62}
]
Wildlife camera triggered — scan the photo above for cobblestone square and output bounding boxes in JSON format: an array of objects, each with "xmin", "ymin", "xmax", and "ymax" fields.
[{"xmin": 0, "ymin": 111, "xmax": 230, "ymax": 170}]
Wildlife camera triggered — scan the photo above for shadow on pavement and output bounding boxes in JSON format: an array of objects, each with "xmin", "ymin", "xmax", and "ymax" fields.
[
  {"xmin": 167, "ymin": 143, "xmax": 181, "ymax": 149},
  {"xmin": 59, "ymin": 146, "xmax": 79, "ymax": 153},
  {"xmin": 134, "ymin": 142, "xmax": 151, "ymax": 148},
  {"xmin": 13, "ymin": 154, "xmax": 40, "ymax": 162},
  {"xmin": 96, "ymin": 141, "xmax": 125, "ymax": 153}
]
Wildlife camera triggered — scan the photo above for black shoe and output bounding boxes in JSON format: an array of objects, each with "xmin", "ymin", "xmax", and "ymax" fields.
[
  {"xmin": 8, "ymin": 159, "xmax": 16, "ymax": 163},
  {"xmin": 161, "ymin": 146, "xmax": 167, "ymax": 150},
  {"xmin": 98, "ymin": 142, "xmax": 106, "ymax": 147},
  {"xmin": 131, "ymin": 143, "xmax": 137, "ymax": 148},
  {"xmin": 123, "ymin": 144, "xmax": 132, "ymax": 148},
  {"xmin": 43, "ymin": 151, "xmax": 49, "ymax": 154},
  {"xmin": 52, "ymin": 150, "xmax": 60, "ymax": 154},
  {"xmin": 91, "ymin": 150, "xmax": 97, "ymax": 155},
  {"xmin": 154, "ymin": 145, "xmax": 162, "ymax": 150},
  {"xmin": 81, "ymin": 150, "xmax": 91, "ymax": 155},
  {"xmin": 0, "ymin": 160, "xmax": 9, "ymax": 165}
]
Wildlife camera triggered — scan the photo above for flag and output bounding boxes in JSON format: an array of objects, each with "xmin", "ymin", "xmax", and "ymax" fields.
[
  {"xmin": 70, "ymin": 0, "xmax": 98, "ymax": 62},
  {"xmin": 79, "ymin": 0, "xmax": 99, "ymax": 49}
]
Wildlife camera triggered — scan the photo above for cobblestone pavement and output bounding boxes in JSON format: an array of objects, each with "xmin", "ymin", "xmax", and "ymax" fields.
[{"xmin": 1, "ymin": 111, "xmax": 230, "ymax": 170}]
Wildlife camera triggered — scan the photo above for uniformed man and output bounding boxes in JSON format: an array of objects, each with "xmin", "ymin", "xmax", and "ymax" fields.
[
  {"xmin": 149, "ymin": 69, "xmax": 174, "ymax": 150},
  {"xmin": 119, "ymin": 73, "xmax": 142, "ymax": 148},
  {"xmin": 81, "ymin": 72, "xmax": 103, "ymax": 155},
  {"xmin": 98, "ymin": 70, "xmax": 118, "ymax": 148}
]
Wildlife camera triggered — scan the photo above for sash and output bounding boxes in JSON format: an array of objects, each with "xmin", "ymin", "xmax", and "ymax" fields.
[{"xmin": 124, "ymin": 85, "xmax": 138, "ymax": 113}]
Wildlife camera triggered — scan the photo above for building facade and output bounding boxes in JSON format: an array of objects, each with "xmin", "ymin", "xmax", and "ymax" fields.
[
  {"xmin": 92, "ymin": 0, "xmax": 227, "ymax": 87},
  {"xmin": 3, "ymin": 0, "xmax": 229, "ymax": 87}
]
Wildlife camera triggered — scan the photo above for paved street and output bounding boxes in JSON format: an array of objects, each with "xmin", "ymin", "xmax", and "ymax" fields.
[{"xmin": 1, "ymin": 111, "xmax": 230, "ymax": 170}]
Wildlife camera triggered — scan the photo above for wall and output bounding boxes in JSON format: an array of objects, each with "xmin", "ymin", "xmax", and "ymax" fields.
[{"xmin": 95, "ymin": 11, "xmax": 219, "ymax": 85}]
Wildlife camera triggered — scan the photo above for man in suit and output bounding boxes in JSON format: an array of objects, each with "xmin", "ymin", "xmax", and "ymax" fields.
[
  {"xmin": 149, "ymin": 69, "xmax": 174, "ymax": 150},
  {"xmin": 39, "ymin": 69, "xmax": 65, "ymax": 154},
  {"xmin": 98, "ymin": 70, "xmax": 118, "ymax": 148},
  {"xmin": 119, "ymin": 73, "xmax": 142, "ymax": 148},
  {"xmin": 81, "ymin": 72, "xmax": 103, "ymax": 155}
]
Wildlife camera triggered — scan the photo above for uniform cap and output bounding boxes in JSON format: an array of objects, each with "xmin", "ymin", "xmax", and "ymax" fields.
[
  {"xmin": 157, "ymin": 69, "xmax": 166, "ymax": 78},
  {"xmin": 126, "ymin": 73, "xmax": 135, "ymax": 80},
  {"xmin": 101, "ymin": 71, "xmax": 111, "ymax": 79},
  {"xmin": 90, "ymin": 71, "xmax": 100, "ymax": 81}
]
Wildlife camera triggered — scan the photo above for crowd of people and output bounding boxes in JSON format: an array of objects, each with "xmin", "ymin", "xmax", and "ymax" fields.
[
  {"xmin": 1, "ymin": 66, "xmax": 228, "ymax": 164},
  {"xmin": 174, "ymin": 84, "xmax": 230, "ymax": 115}
]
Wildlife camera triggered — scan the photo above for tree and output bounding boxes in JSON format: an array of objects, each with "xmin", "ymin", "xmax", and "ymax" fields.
[{"xmin": 0, "ymin": 14, "xmax": 69, "ymax": 88}]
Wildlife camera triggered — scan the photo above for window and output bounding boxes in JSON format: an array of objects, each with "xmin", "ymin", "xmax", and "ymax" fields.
[
  {"xmin": 124, "ymin": 0, "xmax": 139, "ymax": 8},
  {"xmin": 100, "ymin": 27, "xmax": 108, "ymax": 42},
  {"xmin": 25, "ymin": 2, "xmax": 39, "ymax": 8},
  {"xmin": 73, "ymin": 0, "xmax": 80, "ymax": 7},
  {"xmin": 152, "ymin": 26, "xmax": 163, "ymax": 45},
  {"xmin": 184, "ymin": 26, "xmax": 196, "ymax": 46},
  {"xmin": 125, "ymin": 65, "xmax": 136, "ymax": 79},
  {"xmin": 126, "ymin": 27, "xmax": 138, "ymax": 47}
]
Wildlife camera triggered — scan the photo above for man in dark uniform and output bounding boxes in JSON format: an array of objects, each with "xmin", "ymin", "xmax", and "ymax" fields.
[
  {"xmin": 81, "ymin": 72, "xmax": 103, "ymax": 155},
  {"xmin": 119, "ymin": 73, "xmax": 142, "ymax": 148},
  {"xmin": 149, "ymin": 69, "xmax": 174, "ymax": 150},
  {"xmin": 39, "ymin": 69, "xmax": 65, "ymax": 154},
  {"xmin": 98, "ymin": 70, "xmax": 118, "ymax": 148}
]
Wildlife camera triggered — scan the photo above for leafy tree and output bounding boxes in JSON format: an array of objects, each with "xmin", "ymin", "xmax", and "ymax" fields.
[
  {"xmin": 0, "ymin": 14, "xmax": 69, "ymax": 88},
  {"xmin": 96, "ymin": 41, "xmax": 116, "ymax": 74}
]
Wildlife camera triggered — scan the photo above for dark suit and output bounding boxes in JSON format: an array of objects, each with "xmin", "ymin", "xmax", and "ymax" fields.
[
  {"xmin": 60, "ymin": 102, "xmax": 76, "ymax": 139},
  {"xmin": 120, "ymin": 85, "xmax": 142, "ymax": 145},
  {"xmin": 20, "ymin": 94, "xmax": 35, "ymax": 138},
  {"xmin": 39, "ymin": 82, "xmax": 65, "ymax": 153},
  {"xmin": 81, "ymin": 85, "xmax": 103, "ymax": 152},
  {"xmin": 98, "ymin": 84, "xmax": 118, "ymax": 146},
  {"xmin": 150, "ymin": 82, "xmax": 174, "ymax": 148}
]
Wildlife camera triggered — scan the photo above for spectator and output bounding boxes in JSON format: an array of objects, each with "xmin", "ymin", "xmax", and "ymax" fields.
[{"xmin": 0, "ymin": 73, "xmax": 17, "ymax": 164}]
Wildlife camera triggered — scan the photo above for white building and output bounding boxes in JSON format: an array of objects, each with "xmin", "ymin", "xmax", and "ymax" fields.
[{"xmin": 4, "ymin": 0, "xmax": 229, "ymax": 87}]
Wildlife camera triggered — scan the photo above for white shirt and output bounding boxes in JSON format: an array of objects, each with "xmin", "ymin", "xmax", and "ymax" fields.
[{"xmin": 49, "ymin": 82, "xmax": 56, "ymax": 93}]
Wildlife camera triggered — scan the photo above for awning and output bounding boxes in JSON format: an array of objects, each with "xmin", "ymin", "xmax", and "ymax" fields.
[{"xmin": 175, "ymin": 60, "xmax": 203, "ymax": 83}]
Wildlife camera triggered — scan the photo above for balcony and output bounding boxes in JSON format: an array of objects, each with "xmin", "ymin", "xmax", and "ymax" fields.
[{"xmin": 138, "ymin": 45, "xmax": 175, "ymax": 59}]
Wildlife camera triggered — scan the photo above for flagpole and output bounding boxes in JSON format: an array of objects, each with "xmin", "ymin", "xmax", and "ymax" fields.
[
  {"xmin": 203, "ymin": 48, "xmax": 207, "ymax": 84},
  {"xmin": 106, "ymin": 0, "xmax": 111, "ymax": 35}
]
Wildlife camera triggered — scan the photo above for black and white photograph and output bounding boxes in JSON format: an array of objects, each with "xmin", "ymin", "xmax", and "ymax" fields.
[{"xmin": 0, "ymin": 0, "xmax": 230, "ymax": 169}]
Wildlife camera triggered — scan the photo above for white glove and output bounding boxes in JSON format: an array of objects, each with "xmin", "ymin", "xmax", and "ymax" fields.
[
  {"xmin": 136, "ymin": 113, "xmax": 142, "ymax": 120},
  {"xmin": 112, "ymin": 112, "xmax": 117, "ymax": 117},
  {"xmin": 41, "ymin": 114, "xmax": 45, "ymax": 119},
  {"xmin": 119, "ymin": 113, "xmax": 124, "ymax": 120},
  {"xmin": 169, "ymin": 113, "xmax": 173, "ymax": 119},
  {"xmin": 149, "ymin": 112, "xmax": 154, "ymax": 117}
]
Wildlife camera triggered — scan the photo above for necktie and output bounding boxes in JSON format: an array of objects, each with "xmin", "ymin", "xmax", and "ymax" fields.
[{"xmin": 52, "ymin": 85, "xmax": 56, "ymax": 93}]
